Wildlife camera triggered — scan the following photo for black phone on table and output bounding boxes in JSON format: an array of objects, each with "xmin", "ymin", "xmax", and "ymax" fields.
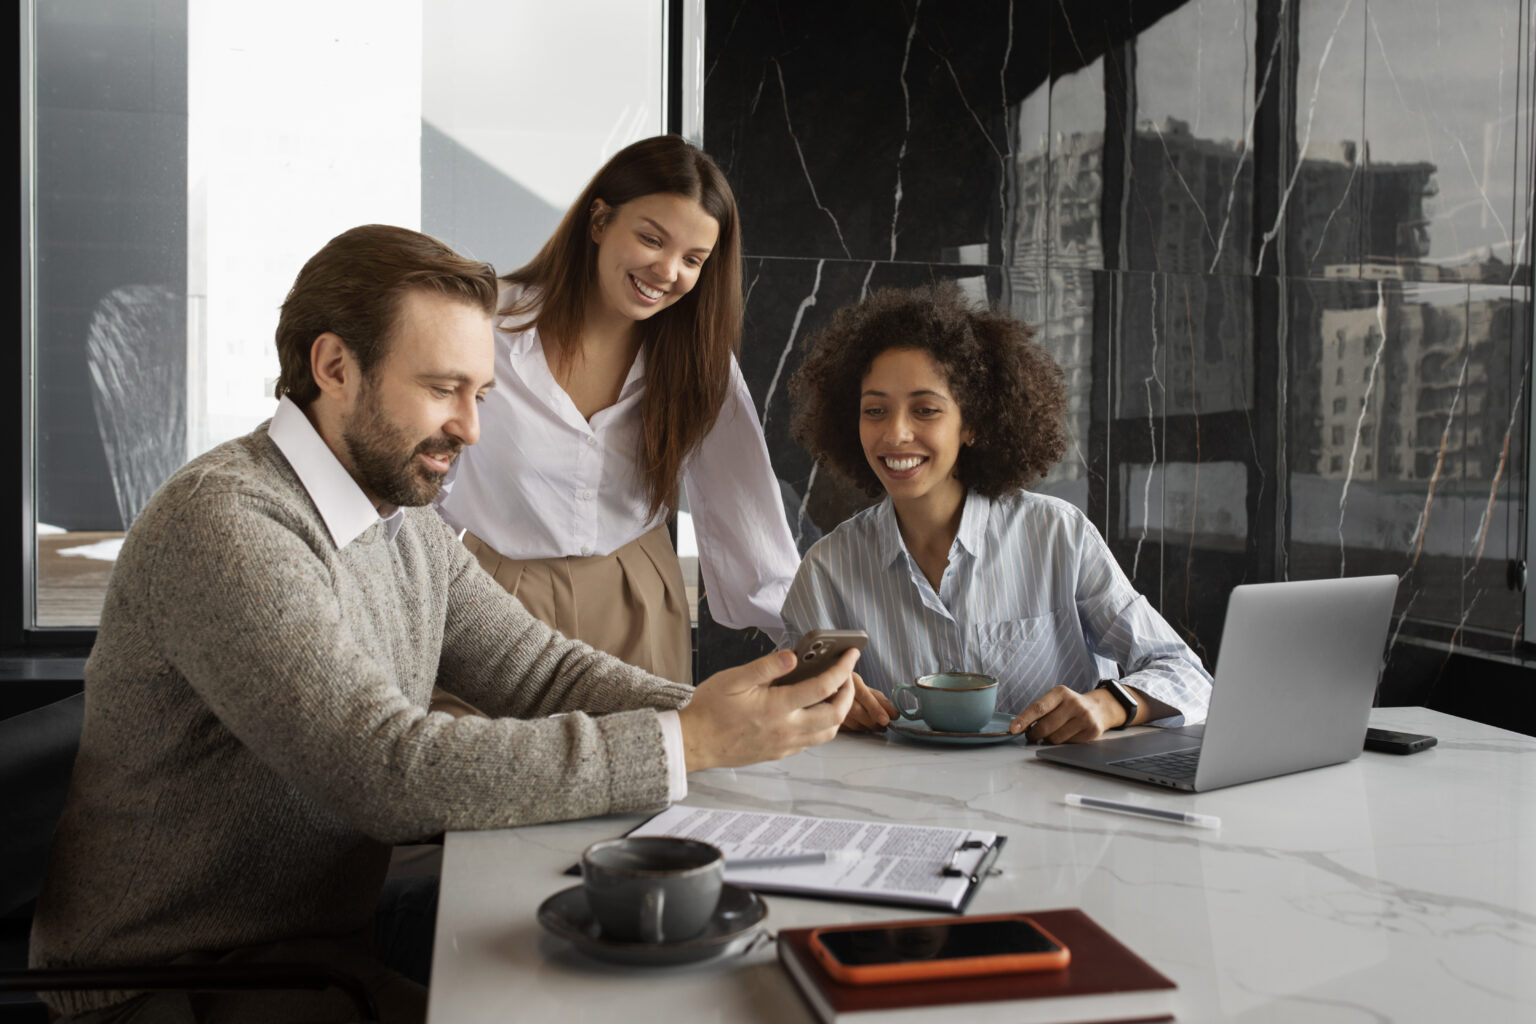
[
  {"xmin": 1364, "ymin": 727, "xmax": 1436, "ymax": 755},
  {"xmin": 773, "ymin": 629, "xmax": 867, "ymax": 686}
]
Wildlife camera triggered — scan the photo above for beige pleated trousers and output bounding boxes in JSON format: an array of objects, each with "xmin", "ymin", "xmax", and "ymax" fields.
[{"xmin": 463, "ymin": 523, "xmax": 692, "ymax": 686}]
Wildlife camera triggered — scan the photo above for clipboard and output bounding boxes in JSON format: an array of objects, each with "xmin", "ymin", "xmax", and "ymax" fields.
[{"xmin": 569, "ymin": 804, "xmax": 1007, "ymax": 913}]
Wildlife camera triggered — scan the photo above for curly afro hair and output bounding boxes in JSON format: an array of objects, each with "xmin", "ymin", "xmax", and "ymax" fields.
[{"xmin": 789, "ymin": 283, "xmax": 1067, "ymax": 499}]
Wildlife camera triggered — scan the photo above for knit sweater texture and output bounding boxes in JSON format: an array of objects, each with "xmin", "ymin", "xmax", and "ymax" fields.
[{"xmin": 30, "ymin": 424, "xmax": 692, "ymax": 1014}]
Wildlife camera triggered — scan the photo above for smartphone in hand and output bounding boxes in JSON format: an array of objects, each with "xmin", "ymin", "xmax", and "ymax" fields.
[{"xmin": 774, "ymin": 629, "xmax": 867, "ymax": 686}]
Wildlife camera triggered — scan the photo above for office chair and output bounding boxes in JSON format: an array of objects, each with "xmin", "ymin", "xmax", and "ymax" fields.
[{"xmin": 0, "ymin": 693, "xmax": 379, "ymax": 1022}]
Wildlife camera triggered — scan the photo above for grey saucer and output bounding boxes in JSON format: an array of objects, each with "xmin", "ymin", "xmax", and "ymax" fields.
[
  {"xmin": 887, "ymin": 711, "xmax": 1021, "ymax": 746},
  {"xmin": 537, "ymin": 883, "xmax": 767, "ymax": 966}
]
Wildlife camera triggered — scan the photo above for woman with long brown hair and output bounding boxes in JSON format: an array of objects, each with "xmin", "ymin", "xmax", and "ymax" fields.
[{"xmin": 437, "ymin": 135, "xmax": 798, "ymax": 684}]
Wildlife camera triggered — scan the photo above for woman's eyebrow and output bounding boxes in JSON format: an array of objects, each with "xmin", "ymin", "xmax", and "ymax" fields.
[{"xmin": 861, "ymin": 387, "xmax": 950, "ymax": 399}]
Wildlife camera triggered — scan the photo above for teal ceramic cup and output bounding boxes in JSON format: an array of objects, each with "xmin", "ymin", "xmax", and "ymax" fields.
[
  {"xmin": 580, "ymin": 836, "xmax": 724, "ymax": 944},
  {"xmin": 892, "ymin": 672, "xmax": 999, "ymax": 733}
]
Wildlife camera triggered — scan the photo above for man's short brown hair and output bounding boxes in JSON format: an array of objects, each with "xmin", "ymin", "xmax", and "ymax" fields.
[{"xmin": 273, "ymin": 225, "xmax": 498, "ymax": 406}]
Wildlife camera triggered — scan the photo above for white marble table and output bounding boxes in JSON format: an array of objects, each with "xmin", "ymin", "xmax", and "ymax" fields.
[{"xmin": 427, "ymin": 708, "xmax": 1536, "ymax": 1022}]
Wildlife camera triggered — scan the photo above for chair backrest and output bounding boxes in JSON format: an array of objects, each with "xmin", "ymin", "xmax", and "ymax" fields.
[{"xmin": 0, "ymin": 693, "xmax": 85, "ymax": 916}]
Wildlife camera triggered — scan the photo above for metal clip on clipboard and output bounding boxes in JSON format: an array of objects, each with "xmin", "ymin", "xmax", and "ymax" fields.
[{"xmin": 939, "ymin": 838, "xmax": 1003, "ymax": 882}]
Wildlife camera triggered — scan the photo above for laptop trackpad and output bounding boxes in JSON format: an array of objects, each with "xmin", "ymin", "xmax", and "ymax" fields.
[
  {"xmin": 1100, "ymin": 727, "xmax": 1199, "ymax": 761},
  {"xmin": 1037, "ymin": 723, "xmax": 1201, "ymax": 768}
]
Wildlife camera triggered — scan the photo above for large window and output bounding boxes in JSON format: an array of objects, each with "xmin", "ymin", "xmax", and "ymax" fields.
[{"xmin": 19, "ymin": 0, "xmax": 696, "ymax": 636}]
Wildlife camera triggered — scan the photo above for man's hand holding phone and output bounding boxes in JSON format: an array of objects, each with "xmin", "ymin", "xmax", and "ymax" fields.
[
  {"xmin": 678, "ymin": 647, "xmax": 859, "ymax": 772},
  {"xmin": 774, "ymin": 630, "xmax": 869, "ymax": 686}
]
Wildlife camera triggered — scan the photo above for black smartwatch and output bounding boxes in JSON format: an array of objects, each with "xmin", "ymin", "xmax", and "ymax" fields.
[{"xmin": 1096, "ymin": 679, "xmax": 1138, "ymax": 729}]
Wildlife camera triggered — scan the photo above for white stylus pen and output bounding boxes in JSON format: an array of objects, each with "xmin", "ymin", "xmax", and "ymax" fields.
[{"xmin": 1065, "ymin": 793, "xmax": 1221, "ymax": 830}]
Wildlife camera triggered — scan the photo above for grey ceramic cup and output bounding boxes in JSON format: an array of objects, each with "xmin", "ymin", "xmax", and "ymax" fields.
[
  {"xmin": 580, "ymin": 836, "xmax": 725, "ymax": 944},
  {"xmin": 892, "ymin": 672, "xmax": 999, "ymax": 733}
]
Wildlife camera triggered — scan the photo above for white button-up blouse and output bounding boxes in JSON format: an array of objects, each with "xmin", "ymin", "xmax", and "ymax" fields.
[{"xmin": 436, "ymin": 292, "xmax": 799, "ymax": 635}]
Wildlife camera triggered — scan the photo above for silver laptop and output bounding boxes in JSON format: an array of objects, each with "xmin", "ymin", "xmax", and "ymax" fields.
[{"xmin": 1034, "ymin": 575, "xmax": 1399, "ymax": 792}]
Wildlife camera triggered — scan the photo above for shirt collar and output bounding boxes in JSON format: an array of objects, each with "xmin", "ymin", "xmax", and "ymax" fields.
[
  {"xmin": 267, "ymin": 396, "xmax": 404, "ymax": 548},
  {"xmin": 873, "ymin": 497, "xmax": 904, "ymax": 567},
  {"xmin": 874, "ymin": 489, "xmax": 989, "ymax": 567},
  {"xmin": 499, "ymin": 308, "xmax": 650, "ymax": 397},
  {"xmin": 954, "ymin": 488, "xmax": 990, "ymax": 559}
]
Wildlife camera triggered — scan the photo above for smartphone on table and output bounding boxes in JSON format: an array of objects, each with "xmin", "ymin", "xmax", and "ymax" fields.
[
  {"xmin": 774, "ymin": 629, "xmax": 868, "ymax": 686},
  {"xmin": 807, "ymin": 912, "xmax": 1070, "ymax": 985},
  {"xmin": 1364, "ymin": 727, "xmax": 1436, "ymax": 754}
]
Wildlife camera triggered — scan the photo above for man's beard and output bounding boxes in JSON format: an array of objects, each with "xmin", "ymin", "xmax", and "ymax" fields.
[{"xmin": 342, "ymin": 382, "xmax": 462, "ymax": 508}]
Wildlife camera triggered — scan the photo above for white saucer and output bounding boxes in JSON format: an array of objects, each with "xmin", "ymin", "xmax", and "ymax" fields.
[
  {"xmin": 536, "ymin": 883, "xmax": 767, "ymax": 966},
  {"xmin": 887, "ymin": 711, "xmax": 1021, "ymax": 746}
]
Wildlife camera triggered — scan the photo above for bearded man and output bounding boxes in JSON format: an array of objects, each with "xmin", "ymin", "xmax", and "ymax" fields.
[{"xmin": 29, "ymin": 225, "xmax": 856, "ymax": 1024}]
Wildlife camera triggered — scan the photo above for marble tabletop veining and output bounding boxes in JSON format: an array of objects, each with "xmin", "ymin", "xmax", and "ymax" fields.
[{"xmin": 428, "ymin": 707, "xmax": 1536, "ymax": 1022}]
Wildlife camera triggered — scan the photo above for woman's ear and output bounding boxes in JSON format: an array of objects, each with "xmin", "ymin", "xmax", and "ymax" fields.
[{"xmin": 589, "ymin": 199, "xmax": 612, "ymax": 242}]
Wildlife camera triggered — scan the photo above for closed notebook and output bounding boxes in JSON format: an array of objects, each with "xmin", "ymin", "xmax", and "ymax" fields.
[{"xmin": 777, "ymin": 908, "xmax": 1176, "ymax": 1023}]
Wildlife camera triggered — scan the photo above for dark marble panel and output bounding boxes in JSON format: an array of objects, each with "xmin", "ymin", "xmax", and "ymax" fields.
[
  {"xmin": 1280, "ymin": 2, "xmax": 1367, "ymax": 279},
  {"xmin": 1363, "ymin": 0, "xmax": 1531, "ymax": 286},
  {"xmin": 1006, "ymin": 66, "xmax": 1052, "ymax": 272},
  {"xmin": 1101, "ymin": 269, "xmax": 1258, "ymax": 663},
  {"xmin": 705, "ymin": 1, "xmax": 1030, "ymax": 265},
  {"xmin": 1459, "ymin": 283, "xmax": 1529, "ymax": 637},
  {"xmin": 703, "ymin": 0, "xmax": 1535, "ymax": 669},
  {"xmin": 1280, "ymin": 277, "xmax": 1526, "ymax": 638},
  {"xmin": 1041, "ymin": 51, "xmax": 1107, "ymax": 271},
  {"xmin": 1112, "ymin": 270, "xmax": 1255, "ymax": 423},
  {"xmin": 1031, "ymin": 267, "xmax": 1099, "ymax": 512},
  {"xmin": 1110, "ymin": 450, "xmax": 1251, "ymax": 669},
  {"xmin": 1124, "ymin": 0, "xmax": 1258, "ymax": 276},
  {"xmin": 1045, "ymin": 1, "xmax": 1221, "ymax": 273}
]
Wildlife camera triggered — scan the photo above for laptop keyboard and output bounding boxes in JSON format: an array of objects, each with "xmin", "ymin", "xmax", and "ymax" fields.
[{"xmin": 1111, "ymin": 747, "xmax": 1202, "ymax": 780}]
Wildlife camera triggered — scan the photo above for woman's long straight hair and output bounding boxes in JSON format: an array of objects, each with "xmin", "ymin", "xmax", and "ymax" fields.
[{"xmin": 503, "ymin": 135, "xmax": 744, "ymax": 517}]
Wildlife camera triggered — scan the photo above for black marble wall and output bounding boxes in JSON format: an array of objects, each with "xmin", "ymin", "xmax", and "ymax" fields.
[{"xmin": 702, "ymin": 0, "xmax": 1535, "ymax": 686}]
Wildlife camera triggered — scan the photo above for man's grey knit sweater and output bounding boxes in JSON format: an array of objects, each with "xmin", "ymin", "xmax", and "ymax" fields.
[{"xmin": 30, "ymin": 424, "xmax": 692, "ymax": 1015}]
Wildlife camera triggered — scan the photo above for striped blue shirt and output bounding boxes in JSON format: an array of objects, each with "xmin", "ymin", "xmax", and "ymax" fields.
[{"xmin": 780, "ymin": 489, "xmax": 1212, "ymax": 725}]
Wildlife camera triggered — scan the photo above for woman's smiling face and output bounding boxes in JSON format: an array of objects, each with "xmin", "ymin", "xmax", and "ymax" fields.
[
  {"xmin": 588, "ymin": 192, "xmax": 719, "ymax": 324},
  {"xmin": 858, "ymin": 347, "xmax": 973, "ymax": 507}
]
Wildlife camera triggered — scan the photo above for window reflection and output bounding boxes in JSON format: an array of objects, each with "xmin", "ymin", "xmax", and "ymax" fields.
[{"xmin": 995, "ymin": 0, "xmax": 1528, "ymax": 647}]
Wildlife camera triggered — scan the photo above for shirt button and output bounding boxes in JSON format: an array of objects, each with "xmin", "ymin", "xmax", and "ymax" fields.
[
  {"xmin": 580, "ymin": 545, "xmax": 593, "ymax": 556},
  {"xmin": 585, "ymin": 435, "xmax": 597, "ymax": 446},
  {"xmin": 582, "ymin": 489, "xmax": 593, "ymax": 500}
]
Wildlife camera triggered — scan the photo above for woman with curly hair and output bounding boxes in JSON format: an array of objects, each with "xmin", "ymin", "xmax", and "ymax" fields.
[{"xmin": 783, "ymin": 283, "xmax": 1211, "ymax": 741}]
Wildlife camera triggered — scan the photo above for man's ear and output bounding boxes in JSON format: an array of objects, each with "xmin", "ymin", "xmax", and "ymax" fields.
[{"xmin": 310, "ymin": 332, "xmax": 356, "ymax": 400}]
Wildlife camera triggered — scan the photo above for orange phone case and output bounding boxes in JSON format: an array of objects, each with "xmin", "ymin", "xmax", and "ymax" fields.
[
  {"xmin": 807, "ymin": 913, "xmax": 1070, "ymax": 986},
  {"xmin": 774, "ymin": 629, "xmax": 867, "ymax": 686}
]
